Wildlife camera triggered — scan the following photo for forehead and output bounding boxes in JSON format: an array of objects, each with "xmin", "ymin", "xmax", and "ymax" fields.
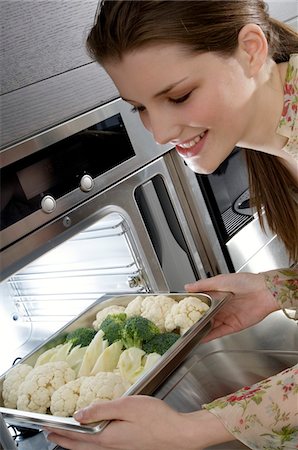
[{"xmin": 104, "ymin": 44, "xmax": 201, "ymax": 95}]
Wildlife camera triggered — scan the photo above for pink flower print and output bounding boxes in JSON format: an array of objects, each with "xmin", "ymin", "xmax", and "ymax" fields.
[
  {"xmin": 282, "ymin": 382, "xmax": 294, "ymax": 393},
  {"xmin": 227, "ymin": 387, "xmax": 261, "ymax": 403},
  {"xmin": 284, "ymin": 82, "xmax": 294, "ymax": 96},
  {"xmin": 281, "ymin": 103, "xmax": 289, "ymax": 118}
]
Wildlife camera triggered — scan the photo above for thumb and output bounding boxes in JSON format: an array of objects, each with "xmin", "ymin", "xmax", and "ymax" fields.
[
  {"xmin": 74, "ymin": 398, "xmax": 125, "ymax": 423},
  {"xmin": 185, "ymin": 275, "xmax": 224, "ymax": 292},
  {"xmin": 74, "ymin": 396, "xmax": 139, "ymax": 424}
]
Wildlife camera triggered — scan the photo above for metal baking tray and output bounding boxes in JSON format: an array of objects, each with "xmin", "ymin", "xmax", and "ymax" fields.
[{"xmin": 0, "ymin": 291, "xmax": 232, "ymax": 434}]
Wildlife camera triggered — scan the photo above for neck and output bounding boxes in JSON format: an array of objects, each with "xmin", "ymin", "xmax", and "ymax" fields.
[
  {"xmin": 238, "ymin": 59, "xmax": 298, "ymax": 182},
  {"xmin": 238, "ymin": 60, "xmax": 289, "ymax": 155}
]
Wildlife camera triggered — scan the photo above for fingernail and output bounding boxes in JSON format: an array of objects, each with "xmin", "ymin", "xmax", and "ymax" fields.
[{"xmin": 74, "ymin": 409, "xmax": 84, "ymax": 421}]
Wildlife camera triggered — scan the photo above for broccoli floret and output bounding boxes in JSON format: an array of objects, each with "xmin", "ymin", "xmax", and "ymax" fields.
[
  {"xmin": 65, "ymin": 327, "xmax": 97, "ymax": 349},
  {"xmin": 143, "ymin": 332, "xmax": 180, "ymax": 355},
  {"xmin": 99, "ymin": 313, "xmax": 127, "ymax": 345},
  {"xmin": 121, "ymin": 316, "xmax": 160, "ymax": 349}
]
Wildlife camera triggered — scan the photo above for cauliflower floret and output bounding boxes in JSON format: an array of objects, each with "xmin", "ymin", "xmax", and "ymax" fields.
[
  {"xmin": 125, "ymin": 295, "xmax": 145, "ymax": 318},
  {"xmin": 17, "ymin": 361, "xmax": 76, "ymax": 413},
  {"xmin": 165, "ymin": 296, "xmax": 210, "ymax": 335},
  {"xmin": 50, "ymin": 377, "xmax": 87, "ymax": 417},
  {"xmin": 2, "ymin": 364, "xmax": 33, "ymax": 409},
  {"xmin": 76, "ymin": 372, "xmax": 130, "ymax": 409},
  {"xmin": 141, "ymin": 295, "xmax": 177, "ymax": 332},
  {"xmin": 93, "ymin": 305, "xmax": 126, "ymax": 331}
]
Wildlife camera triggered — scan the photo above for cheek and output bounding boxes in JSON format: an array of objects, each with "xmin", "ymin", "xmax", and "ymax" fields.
[
  {"xmin": 186, "ymin": 96, "xmax": 221, "ymax": 127},
  {"xmin": 139, "ymin": 112, "xmax": 151, "ymax": 132}
]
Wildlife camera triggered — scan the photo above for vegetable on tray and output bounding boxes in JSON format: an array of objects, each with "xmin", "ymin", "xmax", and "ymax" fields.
[{"xmin": 2, "ymin": 294, "xmax": 210, "ymax": 417}]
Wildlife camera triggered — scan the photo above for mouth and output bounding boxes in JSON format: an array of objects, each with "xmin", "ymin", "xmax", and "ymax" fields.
[{"xmin": 175, "ymin": 131, "xmax": 208, "ymax": 158}]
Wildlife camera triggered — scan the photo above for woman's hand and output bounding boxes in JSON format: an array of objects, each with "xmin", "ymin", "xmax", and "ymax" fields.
[
  {"xmin": 185, "ymin": 272, "xmax": 279, "ymax": 342},
  {"xmin": 46, "ymin": 395, "xmax": 233, "ymax": 450}
]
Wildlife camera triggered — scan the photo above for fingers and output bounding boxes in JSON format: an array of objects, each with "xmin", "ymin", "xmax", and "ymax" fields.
[{"xmin": 45, "ymin": 428, "xmax": 102, "ymax": 450}]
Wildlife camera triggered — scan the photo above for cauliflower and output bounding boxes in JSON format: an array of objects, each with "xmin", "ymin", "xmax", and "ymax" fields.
[
  {"xmin": 165, "ymin": 296, "xmax": 210, "ymax": 335},
  {"xmin": 2, "ymin": 364, "xmax": 33, "ymax": 408},
  {"xmin": 17, "ymin": 361, "xmax": 76, "ymax": 413},
  {"xmin": 124, "ymin": 295, "xmax": 145, "ymax": 318},
  {"xmin": 50, "ymin": 377, "xmax": 86, "ymax": 417},
  {"xmin": 76, "ymin": 372, "xmax": 130, "ymax": 409},
  {"xmin": 93, "ymin": 305, "xmax": 126, "ymax": 330},
  {"xmin": 141, "ymin": 295, "xmax": 177, "ymax": 332}
]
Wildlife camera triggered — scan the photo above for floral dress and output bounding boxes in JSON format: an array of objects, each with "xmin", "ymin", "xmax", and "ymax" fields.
[{"xmin": 203, "ymin": 55, "xmax": 298, "ymax": 450}]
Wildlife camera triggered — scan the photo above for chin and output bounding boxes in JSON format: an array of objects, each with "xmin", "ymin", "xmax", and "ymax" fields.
[{"xmin": 186, "ymin": 160, "xmax": 219, "ymax": 175}]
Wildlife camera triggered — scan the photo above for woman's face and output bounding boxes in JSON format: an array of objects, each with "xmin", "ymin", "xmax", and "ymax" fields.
[{"xmin": 104, "ymin": 44, "xmax": 258, "ymax": 174}]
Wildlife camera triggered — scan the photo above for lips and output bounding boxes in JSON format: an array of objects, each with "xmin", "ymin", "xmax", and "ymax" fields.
[{"xmin": 175, "ymin": 130, "xmax": 208, "ymax": 158}]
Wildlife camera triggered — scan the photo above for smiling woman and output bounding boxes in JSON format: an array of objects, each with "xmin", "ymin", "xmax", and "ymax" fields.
[
  {"xmin": 87, "ymin": 0, "xmax": 298, "ymax": 263},
  {"xmin": 46, "ymin": 1, "xmax": 298, "ymax": 449}
]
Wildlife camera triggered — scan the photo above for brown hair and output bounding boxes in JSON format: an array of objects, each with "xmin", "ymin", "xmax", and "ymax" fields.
[{"xmin": 87, "ymin": 0, "xmax": 298, "ymax": 262}]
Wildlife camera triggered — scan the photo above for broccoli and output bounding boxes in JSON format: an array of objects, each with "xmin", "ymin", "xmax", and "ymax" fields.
[
  {"xmin": 99, "ymin": 313, "xmax": 127, "ymax": 345},
  {"xmin": 121, "ymin": 316, "xmax": 160, "ymax": 349},
  {"xmin": 65, "ymin": 327, "xmax": 97, "ymax": 349},
  {"xmin": 142, "ymin": 332, "xmax": 180, "ymax": 355}
]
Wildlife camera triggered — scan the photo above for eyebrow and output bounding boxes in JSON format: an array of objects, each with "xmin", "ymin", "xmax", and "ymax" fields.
[{"xmin": 122, "ymin": 77, "xmax": 188, "ymax": 103}]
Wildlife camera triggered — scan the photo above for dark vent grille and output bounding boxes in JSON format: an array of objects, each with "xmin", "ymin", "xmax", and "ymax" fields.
[{"xmin": 222, "ymin": 207, "xmax": 252, "ymax": 238}]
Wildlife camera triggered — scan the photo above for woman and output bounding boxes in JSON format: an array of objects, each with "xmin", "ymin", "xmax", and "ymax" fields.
[{"xmin": 47, "ymin": 1, "xmax": 298, "ymax": 448}]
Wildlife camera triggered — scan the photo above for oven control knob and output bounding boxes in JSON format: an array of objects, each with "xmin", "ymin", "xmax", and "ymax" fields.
[
  {"xmin": 41, "ymin": 195, "xmax": 56, "ymax": 213},
  {"xmin": 80, "ymin": 174, "xmax": 94, "ymax": 192}
]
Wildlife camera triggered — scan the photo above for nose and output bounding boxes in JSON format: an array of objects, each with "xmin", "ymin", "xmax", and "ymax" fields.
[{"xmin": 142, "ymin": 109, "xmax": 181, "ymax": 146}]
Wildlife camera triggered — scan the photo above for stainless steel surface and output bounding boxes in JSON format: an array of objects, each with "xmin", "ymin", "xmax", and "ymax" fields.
[
  {"xmin": 226, "ymin": 214, "xmax": 291, "ymax": 272},
  {"xmin": 0, "ymin": 291, "xmax": 231, "ymax": 434},
  {"xmin": 167, "ymin": 151, "xmax": 290, "ymax": 273},
  {"xmin": 0, "ymin": 412, "xmax": 17, "ymax": 450}
]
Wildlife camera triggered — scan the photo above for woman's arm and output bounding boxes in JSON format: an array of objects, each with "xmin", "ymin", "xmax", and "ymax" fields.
[
  {"xmin": 204, "ymin": 364, "xmax": 298, "ymax": 449},
  {"xmin": 185, "ymin": 269, "xmax": 298, "ymax": 342}
]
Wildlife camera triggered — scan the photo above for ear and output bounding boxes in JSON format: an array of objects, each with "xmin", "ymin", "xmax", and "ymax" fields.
[{"xmin": 237, "ymin": 24, "xmax": 268, "ymax": 77}]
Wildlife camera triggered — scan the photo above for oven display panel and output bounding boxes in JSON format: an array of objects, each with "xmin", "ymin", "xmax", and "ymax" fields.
[{"xmin": 1, "ymin": 114, "xmax": 135, "ymax": 230}]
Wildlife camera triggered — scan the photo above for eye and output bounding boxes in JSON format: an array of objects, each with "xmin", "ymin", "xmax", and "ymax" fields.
[
  {"xmin": 131, "ymin": 105, "xmax": 146, "ymax": 113},
  {"xmin": 169, "ymin": 92, "xmax": 191, "ymax": 104}
]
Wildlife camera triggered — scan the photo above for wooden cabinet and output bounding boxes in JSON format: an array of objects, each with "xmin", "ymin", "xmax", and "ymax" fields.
[{"xmin": 1, "ymin": 1, "xmax": 118, "ymax": 149}]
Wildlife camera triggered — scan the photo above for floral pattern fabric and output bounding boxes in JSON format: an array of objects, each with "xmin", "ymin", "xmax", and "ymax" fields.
[
  {"xmin": 203, "ymin": 267, "xmax": 298, "ymax": 449},
  {"xmin": 204, "ymin": 365, "xmax": 298, "ymax": 450},
  {"xmin": 276, "ymin": 54, "xmax": 298, "ymax": 160},
  {"xmin": 265, "ymin": 269, "xmax": 298, "ymax": 310}
]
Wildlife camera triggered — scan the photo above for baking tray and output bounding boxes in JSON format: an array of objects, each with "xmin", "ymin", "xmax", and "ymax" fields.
[{"xmin": 0, "ymin": 291, "xmax": 232, "ymax": 434}]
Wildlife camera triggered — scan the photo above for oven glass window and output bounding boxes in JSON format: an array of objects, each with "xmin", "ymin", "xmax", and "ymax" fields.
[{"xmin": 0, "ymin": 113, "xmax": 135, "ymax": 230}]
